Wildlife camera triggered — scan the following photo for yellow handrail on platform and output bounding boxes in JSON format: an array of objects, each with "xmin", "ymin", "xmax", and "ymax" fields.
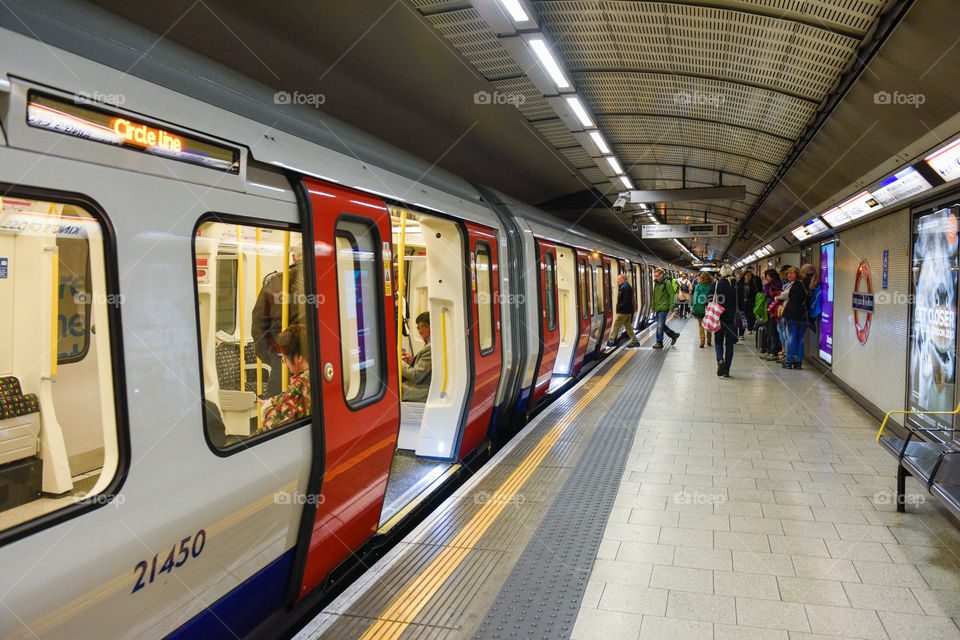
[{"xmin": 876, "ymin": 401, "xmax": 960, "ymax": 442}]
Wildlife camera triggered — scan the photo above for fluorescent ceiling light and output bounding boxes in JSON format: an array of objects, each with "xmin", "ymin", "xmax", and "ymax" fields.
[
  {"xmin": 619, "ymin": 175, "xmax": 633, "ymax": 189},
  {"xmin": 588, "ymin": 130, "xmax": 610, "ymax": 154},
  {"xmin": 565, "ymin": 96, "xmax": 594, "ymax": 128},
  {"xmin": 647, "ymin": 214, "xmax": 657, "ymax": 223},
  {"xmin": 528, "ymin": 38, "xmax": 570, "ymax": 89},
  {"xmin": 496, "ymin": 0, "xmax": 529, "ymax": 22},
  {"xmin": 604, "ymin": 156, "xmax": 623, "ymax": 174}
]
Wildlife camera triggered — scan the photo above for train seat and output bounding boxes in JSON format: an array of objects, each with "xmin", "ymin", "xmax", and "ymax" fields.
[
  {"xmin": 0, "ymin": 376, "xmax": 41, "ymax": 466},
  {"xmin": 215, "ymin": 339, "xmax": 270, "ymax": 413}
]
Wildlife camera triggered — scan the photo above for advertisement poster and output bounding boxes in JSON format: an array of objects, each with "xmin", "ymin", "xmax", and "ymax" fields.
[
  {"xmin": 819, "ymin": 242, "xmax": 834, "ymax": 363},
  {"xmin": 908, "ymin": 207, "xmax": 959, "ymax": 431}
]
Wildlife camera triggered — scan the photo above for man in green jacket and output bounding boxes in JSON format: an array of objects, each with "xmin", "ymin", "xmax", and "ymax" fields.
[{"xmin": 652, "ymin": 269, "xmax": 680, "ymax": 349}]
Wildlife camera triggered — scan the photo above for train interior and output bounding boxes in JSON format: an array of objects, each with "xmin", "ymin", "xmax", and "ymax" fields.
[
  {"xmin": 195, "ymin": 221, "xmax": 310, "ymax": 449},
  {"xmin": 380, "ymin": 206, "xmax": 469, "ymax": 525},
  {"xmin": 0, "ymin": 196, "xmax": 118, "ymax": 530},
  {"xmin": 550, "ymin": 245, "xmax": 577, "ymax": 385}
]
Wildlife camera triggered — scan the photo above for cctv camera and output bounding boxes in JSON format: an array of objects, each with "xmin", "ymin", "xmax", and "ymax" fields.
[{"xmin": 613, "ymin": 196, "xmax": 628, "ymax": 213}]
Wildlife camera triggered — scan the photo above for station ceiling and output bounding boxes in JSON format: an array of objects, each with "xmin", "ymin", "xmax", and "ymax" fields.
[{"xmin": 90, "ymin": 0, "xmax": 960, "ymax": 264}]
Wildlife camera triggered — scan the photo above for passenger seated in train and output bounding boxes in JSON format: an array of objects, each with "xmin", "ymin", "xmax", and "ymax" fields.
[
  {"xmin": 251, "ymin": 247, "xmax": 304, "ymax": 397},
  {"xmin": 256, "ymin": 324, "xmax": 310, "ymax": 433},
  {"xmin": 401, "ymin": 312, "xmax": 432, "ymax": 402}
]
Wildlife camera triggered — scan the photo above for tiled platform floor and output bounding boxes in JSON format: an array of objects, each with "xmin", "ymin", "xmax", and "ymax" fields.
[{"xmin": 573, "ymin": 321, "xmax": 960, "ymax": 640}]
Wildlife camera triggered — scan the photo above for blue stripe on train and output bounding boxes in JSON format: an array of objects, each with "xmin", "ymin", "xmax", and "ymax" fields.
[
  {"xmin": 165, "ymin": 549, "xmax": 294, "ymax": 640},
  {"xmin": 515, "ymin": 386, "xmax": 532, "ymax": 413}
]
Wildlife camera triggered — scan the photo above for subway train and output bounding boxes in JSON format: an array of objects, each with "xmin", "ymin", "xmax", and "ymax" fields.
[{"xmin": 0, "ymin": 5, "xmax": 684, "ymax": 640}]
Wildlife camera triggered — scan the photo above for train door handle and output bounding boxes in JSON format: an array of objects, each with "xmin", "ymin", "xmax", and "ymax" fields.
[{"xmin": 323, "ymin": 362, "xmax": 334, "ymax": 382}]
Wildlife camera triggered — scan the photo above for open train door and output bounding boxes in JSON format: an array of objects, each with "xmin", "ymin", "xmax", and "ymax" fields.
[
  {"xmin": 531, "ymin": 239, "xmax": 560, "ymax": 405},
  {"xmin": 292, "ymin": 178, "xmax": 400, "ymax": 598}
]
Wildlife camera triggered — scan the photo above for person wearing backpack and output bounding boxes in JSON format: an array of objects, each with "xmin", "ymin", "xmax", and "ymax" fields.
[
  {"xmin": 760, "ymin": 269, "xmax": 782, "ymax": 361},
  {"xmin": 692, "ymin": 272, "xmax": 713, "ymax": 348},
  {"xmin": 708, "ymin": 265, "xmax": 738, "ymax": 377},
  {"xmin": 777, "ymin": 267, "xmax": 808, "ymax": 369},
  {"xmin": 676, "ymin": 275, "xmax": 692, "ymax": 318},
  {"xmin": 737, "ymin": 270, "xmax": 760, "ymax": 340},
  {"xmin": 801, "ymin": 264, "xmax": 821, "ymax": 331},
  {"xmin": 651, "ymin": 268, "xmax": 680, "ymax": 348}
]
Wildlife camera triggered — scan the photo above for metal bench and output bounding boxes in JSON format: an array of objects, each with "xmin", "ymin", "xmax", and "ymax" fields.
[{"xmin": 877, "ymin": 404, "xmax": 960, "ymax": 514}]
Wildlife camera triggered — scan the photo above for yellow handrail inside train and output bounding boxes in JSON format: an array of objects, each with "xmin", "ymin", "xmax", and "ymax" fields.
[
  {"xmin": 48, "ymin": 201, "xmax": 61, "ymax": 378},
  {"xmin": 876, "ymin": 401, "xmax": 960, "ymax": 442},
  {"xmin": 281, "ymin": 230, "xmax": 290, "ymax": 392},
  {"xmin": 440, "ymin": 307, "xmax": 448, "ymax": 396},
  {"xmin": 396, "ymin": 208, "xmax": 407, "ymax": 402},
  {"xmin": 560, "ymin": 292, "xmax": 567, "ymax": 342},
  {"xmin": 255, "ymin": 227, "xmax": 263, "ymax": 430},
  {"xmin": 236, "ymin": 226, "xmax": 245, "ymax": 395}
]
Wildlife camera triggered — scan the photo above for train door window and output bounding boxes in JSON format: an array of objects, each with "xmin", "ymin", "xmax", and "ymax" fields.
[
  {"xmin": 335, "ymin": 219, "xmax": 385, "ymax": 407},
  {"xmin": 578, "ymin": 258, "xmax": 590, "ymax": 320},
  {"xmin": 194, "ymin": 220, "xmax": 313, "ymax": 451},
  {"xmin": 0, "ymin": 195, "xmax": 121, "ymax": 533},
  {"xmin": 544, "ymin": 251, "xmax": 557, "ymax": 331},
  {"xmin": 475, "ymin": 242, "xmax": 494, "ymax": 355},
  {"xmin": 591, "ymin": 266, "xmax": 599, "ymax": 315}
]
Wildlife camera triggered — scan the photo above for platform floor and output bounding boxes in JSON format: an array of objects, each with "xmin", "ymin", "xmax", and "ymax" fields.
[{"xmin": 296, "ymin": 320, "xmax": 960, "ymax": 640}]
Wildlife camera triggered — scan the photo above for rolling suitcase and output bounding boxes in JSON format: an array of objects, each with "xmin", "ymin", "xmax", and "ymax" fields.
[{"xmin": 755, "ymin": 324, "xmax": 766, "ymax": 351}]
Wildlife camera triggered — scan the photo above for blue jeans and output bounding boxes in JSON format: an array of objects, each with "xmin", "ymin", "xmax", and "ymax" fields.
[
  {"xmin": 785, "ymin": 320, "xmax": 806, "ymax": 363},
  {"xmin": 777, "ymin": 320, "xmax": 788, "ymax": 352},
  {"xmin": 714, "ymin": 322, "xmax": 736, "ymax": 370},
  {"xmin": 656, "ymin": 310, "xmax": 678, "ymax": 344}
]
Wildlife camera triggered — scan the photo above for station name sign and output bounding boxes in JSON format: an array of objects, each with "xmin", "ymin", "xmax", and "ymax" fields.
[
  {"xmin": 641, "ymin": 223, "xmax": 729, "ymax": 239},
  {"xmin": 26, "ymin": 92, "xmax": 240, "ymax": 174}
]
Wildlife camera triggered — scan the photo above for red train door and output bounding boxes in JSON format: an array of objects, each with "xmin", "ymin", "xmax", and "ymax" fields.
[
  {"xmin": 459, "ymin": 223, "xmax": 502, "ymax": 458},
  {"xmin": 573, "ymin": 251, "xmax": 591, "ymax": 371},
  {"xmin": 531, "ymin": 239, "xmax": 560, "ymax": 404},
  {"xmin": 600, "ymin": 257, "xmax": 613, "ymax": 347},
  {"xmin": 297, "ymin": 178, "xmax": 400, "ymax": 598}
]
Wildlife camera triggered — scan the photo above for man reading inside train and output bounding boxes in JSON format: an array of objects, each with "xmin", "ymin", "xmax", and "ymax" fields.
[
  {"xmin": 251, "ymin": 246, "xmax": 304, "ymax": 397},
  {"xmin": 401, "ymin": 312, "xmax": 432, "ymax": 402},
  {"xmin": 256, "ymin": 324, "xmax": 310, "ymax": 433}
]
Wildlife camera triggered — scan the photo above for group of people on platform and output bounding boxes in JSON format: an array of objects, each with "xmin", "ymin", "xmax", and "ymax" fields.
[{"xmin": 607, "ymin": 263, "xmax": 823, "ymax": 379}]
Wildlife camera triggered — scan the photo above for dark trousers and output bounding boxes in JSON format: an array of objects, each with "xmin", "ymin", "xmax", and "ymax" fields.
[
  {"xmin": 714, "ymin": 322, "xmax": 736, "ymax": 370},
  {"xmin": 765, "ymin": 318, "xmax": 781, "ymax": 354}
]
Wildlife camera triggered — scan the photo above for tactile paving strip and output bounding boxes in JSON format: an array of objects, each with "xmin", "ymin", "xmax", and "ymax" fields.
[{"xmin": 472, "ymin": 341, "xmax": 671, "ymax": 640}]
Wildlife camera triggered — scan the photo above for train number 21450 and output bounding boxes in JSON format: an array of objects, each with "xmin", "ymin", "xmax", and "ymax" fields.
[{"xmin": 132, "ymin": 529, "xmax": 206, "ymax": 594}]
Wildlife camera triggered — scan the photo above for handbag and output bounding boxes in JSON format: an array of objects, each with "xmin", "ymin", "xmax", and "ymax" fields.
[{"xmin": 702, "ymin": 282, "xmax": 724, "ymax": 332}]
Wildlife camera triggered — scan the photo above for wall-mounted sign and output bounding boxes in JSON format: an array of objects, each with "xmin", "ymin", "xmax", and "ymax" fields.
[
  {"xmin": 792, "ymin": 218, "xmax": 829, "ymax": 241},
  {"xmin": 882, "ymin": 249, "xmax": 889, "ymax": 290},
  {"xmin": 819, "ymin": 242, "xmax": 834, "ymax": 363},
  {"xmin": 853, "ymin": 259, "xmax": 873, "ymax": 344},
  {"xmin": 908, "ymin": 207, "xmax": 959, "ymax": 430},
  {"xmin": 925, "ymin": 137, "xmax": 960, "ymax": 183},
  {"xmin": 872, "ymin": 166, "xmax": 932, "ymax": 206},
  {"xmin": 641, "ymin": 223, "xmax": 728, "ymax": 239},
  {"xmin": 26, "ymin": 92, "xmax": 240, "ymax": 174}
]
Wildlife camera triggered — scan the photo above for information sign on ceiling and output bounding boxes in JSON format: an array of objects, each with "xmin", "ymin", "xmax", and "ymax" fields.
[
  {"xmin": 871, "ymin": 166, "xmax": 932, "ymax": 206},
  {"xmin": 925, "ymin": 138, "xmax": 960, "ymax": 183},
  {"xmin": 641, "ymin": 223, "xmax": 729, "ymax": 239},
  {"xmin": 791, "ymin": 218, "xmax": 829, "ymax": 241}
]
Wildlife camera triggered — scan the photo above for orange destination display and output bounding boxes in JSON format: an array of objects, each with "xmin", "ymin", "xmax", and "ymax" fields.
[{"xmin": 26, "ymin": 92, "xmax": 240, "ymax": 174}]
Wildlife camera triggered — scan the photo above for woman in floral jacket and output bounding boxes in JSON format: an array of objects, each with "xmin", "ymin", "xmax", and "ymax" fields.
[{"xmin": 258, "ymin": 324, "xmax": 311, "ymax": 433}]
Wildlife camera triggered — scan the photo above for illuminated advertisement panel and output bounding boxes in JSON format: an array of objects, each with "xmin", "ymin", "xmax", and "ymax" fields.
[
  {"xmin": 925, "ymin": 138, "xmax": 960, "ymax": 183},
  {"xmin": 792, "ymin": 218, "xmax": 829, "ymax": 241},
  {"xmin": 819, "ymin": 241, "xmax": 834, "ymax": 363},
  {"xmin": 908, "ymin": 206, "xmax": 959, "ymax": 432},
  {"xmin": 26, "ymin": 92, "xmax": 240, "ymax": 173},
  {"xmin": 872, "ymin": 166, "xmax": 932, "ymax": 206}
]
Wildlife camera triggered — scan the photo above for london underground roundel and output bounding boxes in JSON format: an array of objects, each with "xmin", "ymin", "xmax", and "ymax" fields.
[{"xmin": 853, "ymin": 260, "xmax": 874, "ymax": 344}]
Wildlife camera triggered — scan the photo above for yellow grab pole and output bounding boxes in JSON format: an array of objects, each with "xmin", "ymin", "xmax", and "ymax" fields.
[
  {"xmin": 255, "ymin": 227, "xmax": 263, "ymax": 429},
  {"xmin": 236, "ymin": 226, "xmax": 246, "ymax": 395},
  {"xmin": 440, "ymin": 307, "xmax": 448, "ymax": 396},
  {"xmin": 49, "ymin": 201, "xmax": 62, "ymax": 378},
  {"xmin": 561, "ymin": 292, "xmax": 567, "ymax": 342},
  {"xmin": 282, "ymin": 230, "xmax": 290, "ymax": 391},
  {"xmin": 396, "ymin": 209, "xmax": 407, "ymax": 402}
]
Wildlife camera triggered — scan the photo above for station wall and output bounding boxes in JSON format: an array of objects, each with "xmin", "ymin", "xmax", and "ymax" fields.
[{"xmin": 831, "ymin": 208, "xmax": 910, "ymax": 424}]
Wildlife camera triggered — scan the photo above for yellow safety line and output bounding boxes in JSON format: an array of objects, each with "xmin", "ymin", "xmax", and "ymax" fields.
[
  {"xmin": 359, "ymin": 350, "xmax": 634, "ymax": 640},
  {"xmin": 281, "ymin": 230, "xmax": 290, "ymax": 392},
  {"xmin": 876, "ymin": 401, "xmax": 960, "ymax": 442},
  {"xmin": 396, "ymin": 209, "xmax": 407, "ymax": 402}
]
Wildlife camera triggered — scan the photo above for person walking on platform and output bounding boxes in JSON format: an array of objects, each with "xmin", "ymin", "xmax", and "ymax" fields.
[
  {"xmin": 608, "ymin": 272, "xmax": 641, "ymax": 348},
  {"xmin": 775, "ymin": 266, "xmax": 792, "ymax": 362},
  {"xmin": 777, "ymin": 267, "xmax": 808, "ymax": 369},
  {"xmin": 709, "ymin": 265, "xmax": 738, "ymax": 377},
  {"xmin": 760, "ymin": 268, "xmax": 782, "ymax": 360},
  {"xmin": 738, "ymin": 270, "xmax": 759, "ymax": 339},
  {"xmin": 692, "ymin": 272, "xmax": 713, "ymax": 349},
  {"xmin": 651, "ymin": 268, "xmax": 680, "ymax": 349},
  {"xmin": 676, "ymin": 274, "xmax": 692, "ymax": 318}
]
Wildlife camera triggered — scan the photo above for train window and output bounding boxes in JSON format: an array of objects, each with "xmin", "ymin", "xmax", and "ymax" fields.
[
  {"xmin": 594, "ymin": 265, "xmax": 604, "ymax": 314},
  {"xmin": 544, "ymin": 251, "xmax": 557, "ymax": 331},
  {"xmin": 335, "ymin": 218, "xmax": 386, "ymax": 408},
  {"xmin": 475, "ymin": 242, "xmax": 494, "ymax": 355},
  {"xmin": 0, "ymin": 195, "xmax": 120, "ymax": 532},
  {"xmin": 194, "ymin": 220, "xmax": 312, "ymax": 451}
]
